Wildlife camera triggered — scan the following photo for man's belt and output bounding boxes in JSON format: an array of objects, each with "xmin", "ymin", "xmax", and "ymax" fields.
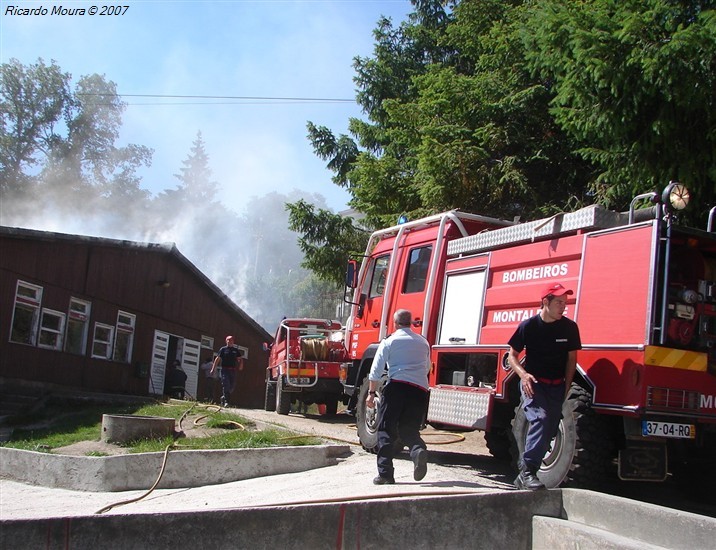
[{"xmin": 535, "ymin": 377, "xmax": 565, "ymax": 386}]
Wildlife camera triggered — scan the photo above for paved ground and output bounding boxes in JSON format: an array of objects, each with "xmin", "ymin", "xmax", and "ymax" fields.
[
  {"xmin": 2, "ymin": 405, "xmax": 714, "ymax": 520},
  {"xmin": 0, "ymin": 406, "xmax": 516, "ymax": 520}
]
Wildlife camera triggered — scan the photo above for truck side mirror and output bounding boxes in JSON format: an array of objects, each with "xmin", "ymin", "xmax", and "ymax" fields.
[
  {"xmin": 346, "ymin": 260, "xmax": 358, "ymax": 289},
  {"xmin": 262, "ymin": 342, "xmax": 272, "ymax": 352},
  {"xmin": 357, "ymin": 293, "xmax": 367, "ymax": 319}
]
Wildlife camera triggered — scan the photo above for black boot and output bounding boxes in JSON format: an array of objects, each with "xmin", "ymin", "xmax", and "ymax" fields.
[{"xmin": 514, "ymin": 465, "xmax": 545, "ymax": 490}]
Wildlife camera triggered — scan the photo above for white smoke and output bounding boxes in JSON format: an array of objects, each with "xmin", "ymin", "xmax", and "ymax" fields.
[{"xmin": 0, "ymin": 182, "xmax": 331, "ymax": 332}]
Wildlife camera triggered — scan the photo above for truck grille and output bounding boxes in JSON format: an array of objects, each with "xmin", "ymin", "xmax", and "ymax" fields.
[{"xmin": 646, "ymin": 386, "xmax": 700, "ymax": 411}]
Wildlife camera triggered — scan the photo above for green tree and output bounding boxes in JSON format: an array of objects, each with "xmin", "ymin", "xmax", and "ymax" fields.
[
  {"xmin": 522, "ymin": 0, "xmax": 716, "ymax": 223},
  {"xmin": 0, "ymin": 58, "xmax": 70, "ymax": 201},
  {"xmin": 174, "ymin": 131, "xmax": 218, "ymax": 203},
  {"xmin": 286, "ymin": 199, "xmax": 368, "ymax": 286},
  {"xmin": 295, "ymin": 0, "xmax": 591, "ymax": 282},
  {"xmin": 0, "ymin": 58, "xmax": 153, "ymax": 224},
  {"xmin": 294, "ymin": 2, "xmax": 458, "ymax": 281},
  {"xmin": 237, "ymin": 192, "xmax": 347, "ymax": 330},
  {"xmin": 294, "ymin": 1, "xmax": 715, "ymax": 284},
  {"xmin": 150, "ymin": 132, "xmax": 232, "ymax": 270}
]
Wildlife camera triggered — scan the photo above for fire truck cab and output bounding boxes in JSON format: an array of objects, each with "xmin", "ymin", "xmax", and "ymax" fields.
[{"xmin": 344, "ymin": 184, "xmax": 716, "ymax": 489}]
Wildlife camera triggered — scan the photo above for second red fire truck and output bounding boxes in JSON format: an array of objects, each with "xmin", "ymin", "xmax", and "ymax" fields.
[
  {"xmin": 340, "ymin": 183, "xmax": 716, "ymax": 489},
  {"xmin": 264, "ymin": 318, "xmax": 348, "ymax": 416}
]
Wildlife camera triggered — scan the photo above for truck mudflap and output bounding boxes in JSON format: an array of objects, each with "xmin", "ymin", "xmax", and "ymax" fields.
[
  {"xmin": 427, "ymin": 386, "xmax": 492, "ymax": 430},
  {"xmin": 618, "ymin": 440, "xmax": 668, "ymax": 482}
]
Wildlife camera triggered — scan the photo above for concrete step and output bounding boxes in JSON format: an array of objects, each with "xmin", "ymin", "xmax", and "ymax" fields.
[
  {"xmin": 532, "ymin": 516, "xmax": 668, "ymax": 550},
  {"xmin": 557, "ymin": 489, "xmax": 716, "ymax": 550}
]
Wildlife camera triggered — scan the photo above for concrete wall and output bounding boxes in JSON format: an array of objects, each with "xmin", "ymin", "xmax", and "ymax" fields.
[
  {"xmin": 0, "ymin": 491, "xmax": 562, "ymax": 550},
  {"xmin": 0, "ymin": 445, "xmax": 349, "ymax": 491},
  {"xmin": 2, "ymin": 485, "xmax": 714, "ymax": 549}
]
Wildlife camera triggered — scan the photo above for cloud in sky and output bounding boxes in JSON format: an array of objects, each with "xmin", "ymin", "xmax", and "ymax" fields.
[{"xmin": 1, "ymin": 0, "xmax": 412, "ymax": 214}]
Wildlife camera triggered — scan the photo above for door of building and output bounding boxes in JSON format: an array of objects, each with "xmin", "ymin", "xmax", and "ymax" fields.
[
  {"xmin": 181, "ymin": 338, "xmax": 201, "ymax": 399},
  {"xmin": 149, "ymin": 331, "xmax": 170, "ymax": 395}
]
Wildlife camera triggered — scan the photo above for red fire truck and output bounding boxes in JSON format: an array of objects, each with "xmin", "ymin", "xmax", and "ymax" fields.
[
  {"xmin": 264, "ymin": 318, "xmax": 349, "ymax": 416},
  {"xmin": 342, "ymin": 183, "xmax": 716, "ymax": 488}
]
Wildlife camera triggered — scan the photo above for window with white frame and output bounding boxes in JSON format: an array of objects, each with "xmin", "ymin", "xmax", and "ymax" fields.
[
  {"xmin": 92, "ymin": 323, "xmax": 114, "ymax": 359},
  {"xmin": 201, "ymin": 335, "xmax": 215, "ymax": 363},
  {"xmin": 238, "ymin": 345, "xmax": 249, "ymax": 360},
  {"xmin": 112, "ymin": 311, "xmax": 136, "ymax": 363},
  {"xmin": 65, "ymin": 298, "xmax": 91, "ymax": 355},
  {"xmin": 201, "ymin": 335, "xmax": 214, "ymax": 351},
  {"xmin": 10, "ymin": 281, "xmax": 43, "ymax": 345},
  {"xmin": 38, "ymin": 309, "xmax": 66, "ymax": 350}
]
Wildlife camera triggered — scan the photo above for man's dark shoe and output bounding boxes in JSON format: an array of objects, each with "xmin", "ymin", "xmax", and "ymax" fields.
[
  {"xmin": 514, "ymin": 469, "xmax": 545, "ymax": 490},
  {"xmin": 373, "ymin": 475, "xmax": 395, "ymax": 485},
  {"xmin": 413, "ymin": 448, "xmax": 428, "ymax": 481}
]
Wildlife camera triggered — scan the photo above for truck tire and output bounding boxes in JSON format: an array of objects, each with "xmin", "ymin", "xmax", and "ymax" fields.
[
  {"xmin": 355, "ymin": 377, "xmax": 385, "ymax": 453},
  {"xmin": 671, "ymin": 433, "xmax": 716, "ymax": 499},
  {"xmin": 276, "ymin": 376, "xmax": 292, "ymax": 416},
  {"xmin": 264, "ymin": 380, "xmax": 276, "ymax": 412},
  {"xmin": 511, "ymin": 383, "xmax": 615, "ymax": 489}
]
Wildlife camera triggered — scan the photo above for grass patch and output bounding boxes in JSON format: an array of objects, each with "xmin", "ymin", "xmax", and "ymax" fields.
[
  {"xmin": 128, "ymin": 427, "xmax": 320, "ymax": 454},
  {"xmin": 2, "ymin": 403, "xmax": 130, "ymax": 452},
  {"xmin": 1, "ymin": 401, "xmax": 321, "ymax": 453}
]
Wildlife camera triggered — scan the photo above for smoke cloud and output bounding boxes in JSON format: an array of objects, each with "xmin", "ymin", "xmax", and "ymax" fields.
[{"xmin": 1, "ymin": 180, "xmax": 334, "ymax": 333}]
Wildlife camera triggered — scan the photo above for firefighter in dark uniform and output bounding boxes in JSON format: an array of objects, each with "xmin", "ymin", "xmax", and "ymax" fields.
[
  {"xmin": 210, "ymin": 335, "xmax": 244, "ymax": 407},
  {"xmin": 507, "ymin": 282, "xmax": 582, "ymax": 490}
]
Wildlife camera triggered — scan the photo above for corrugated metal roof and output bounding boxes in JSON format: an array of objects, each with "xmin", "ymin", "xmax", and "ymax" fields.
[{"xmin": 0, "ymin": 225, "xmax": 271, "ymax": 340}]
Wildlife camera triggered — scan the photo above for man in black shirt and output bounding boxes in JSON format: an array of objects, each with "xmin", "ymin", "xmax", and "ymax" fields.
[
  {"xmin": 211, "ymin": 335, "xmax": 244, "ymax": 407},
  {"xmin": 507, "ymin": 282, "xmax": 581, "ymax": 490}
]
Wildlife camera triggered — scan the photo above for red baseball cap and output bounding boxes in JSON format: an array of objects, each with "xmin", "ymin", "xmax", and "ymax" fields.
[{"xmin": 541, "ymin": 282, "xmax": 573, "ymax": 299}]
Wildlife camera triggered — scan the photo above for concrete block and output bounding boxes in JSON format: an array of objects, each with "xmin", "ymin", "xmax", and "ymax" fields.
[
  {"xmin": 0, "ymin": 445, "xmax": 350, "ymax": 491},
  {"xmin": 532, "ymin": 516, "xmax": 668, "ymax": 550},
  {"xmin": 560, "ymin": 489, "xmax": 716, "ymax": 550},
  {"xmin": 0, "ymin": 490, "xmax": 565, "ymax": 550}
]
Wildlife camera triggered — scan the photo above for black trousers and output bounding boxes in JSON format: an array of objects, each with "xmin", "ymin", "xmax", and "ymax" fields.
[{"xmin": 376, "ymin": 380, "xmax": 428, "ymax": 479}]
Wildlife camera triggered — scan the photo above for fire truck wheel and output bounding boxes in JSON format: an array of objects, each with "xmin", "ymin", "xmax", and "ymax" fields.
[
  {"xmin": 276, "ymin": 376, "xmax": 292, "ymax": 415},
  {"xmin": 264, "ymin": 380, "xmax": 276, "ymax": 412},
  {"xmin": 356, "ymin": 379, "xmax": 380, "ymax": 452},
  {"xmin": 511, "ymin": 384, "xmax": 614, "ymax": 489},
  {"xmin": 671, "ymin": 434, "xmax": 716, "ymax": 499}
]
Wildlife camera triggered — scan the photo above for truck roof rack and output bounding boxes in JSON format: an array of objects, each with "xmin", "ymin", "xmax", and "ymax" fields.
[
  {"xmin": 447, "ymin": 204, "xmax": 626, "ymax": 256},
  {"xmin": 371, "ymin": 210, "xmax": 513, "ymax": 244}
]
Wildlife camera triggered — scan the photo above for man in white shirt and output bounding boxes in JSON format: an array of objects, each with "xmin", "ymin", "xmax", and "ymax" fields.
[{"xmin": 366, "ymin": 309, "xmax": 430, "ymax": 485}]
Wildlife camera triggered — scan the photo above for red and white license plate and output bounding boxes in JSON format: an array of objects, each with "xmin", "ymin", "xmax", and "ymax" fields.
[{"xmin": 642, "ymin": 420, "xmax": 695, "ymax": 439}]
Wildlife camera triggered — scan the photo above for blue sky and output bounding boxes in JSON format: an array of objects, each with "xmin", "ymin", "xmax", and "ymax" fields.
[{"xmin": 1, "ymin": 0, "xmax": 413, "ymax": 214}]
